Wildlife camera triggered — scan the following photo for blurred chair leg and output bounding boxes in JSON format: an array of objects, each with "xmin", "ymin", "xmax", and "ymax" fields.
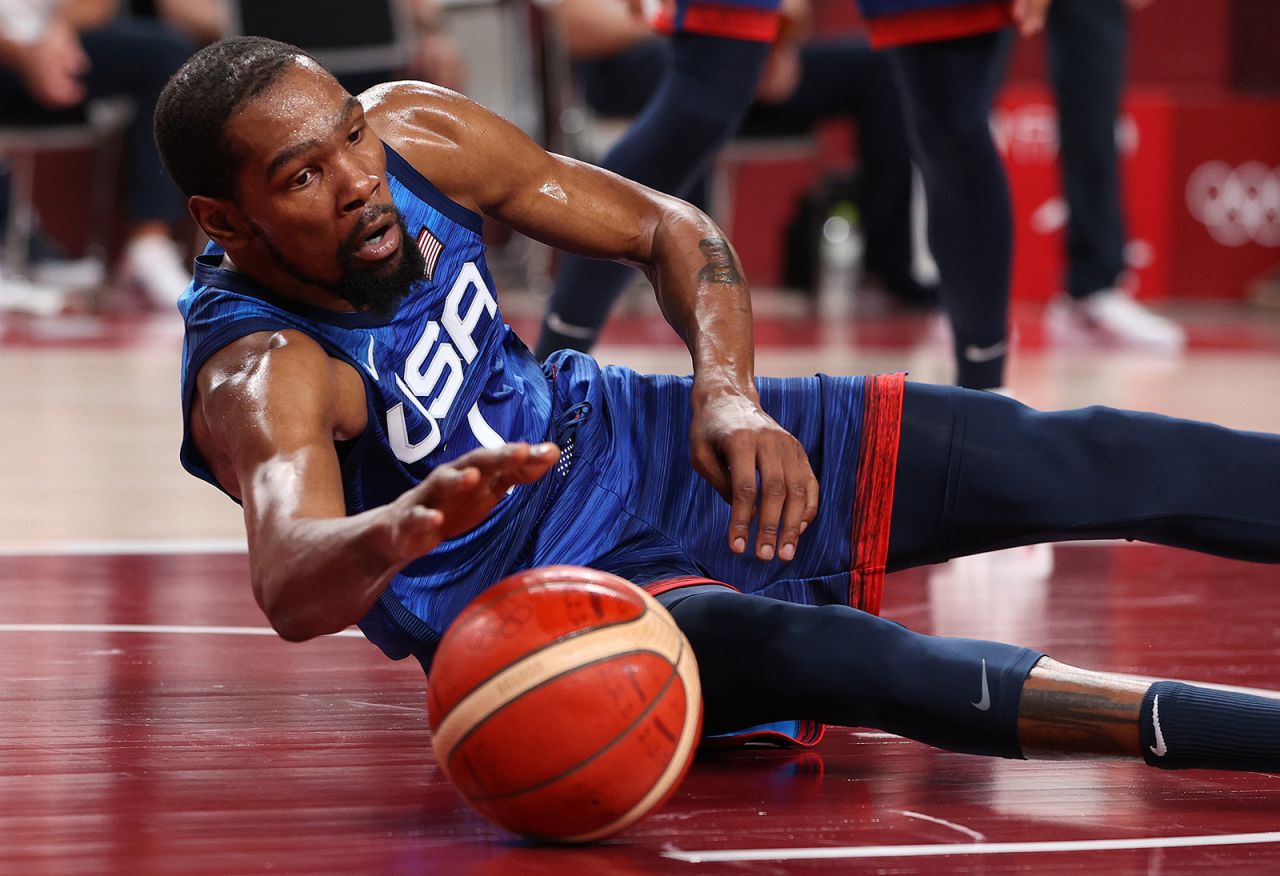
[{"xmin": 3, "ymin": 150, "xmax": 36, "ymax": 280}]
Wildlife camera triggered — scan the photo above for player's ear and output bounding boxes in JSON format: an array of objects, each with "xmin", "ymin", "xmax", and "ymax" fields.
[{"xmin": 188, "ymin": 196, "xmax": 247, "ymax": 247}]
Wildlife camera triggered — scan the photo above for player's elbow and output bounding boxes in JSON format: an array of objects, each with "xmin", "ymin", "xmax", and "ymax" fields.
[
  {"xmin": 269, "ymin": 612, "xmax": 321, "ymax": 643},
  {"xmin": 254, "ymin": 575, "xmax": 330, "ymax": 643}
]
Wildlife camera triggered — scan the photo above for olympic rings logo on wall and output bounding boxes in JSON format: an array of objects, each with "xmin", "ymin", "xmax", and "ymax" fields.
[{"xmin": 1185, "ymin": 161, "xmax": 1280, "ymax": 248}]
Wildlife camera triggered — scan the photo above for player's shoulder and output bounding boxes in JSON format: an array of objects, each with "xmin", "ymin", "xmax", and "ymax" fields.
[
  {"xmin": 197, "ymin": 329, "xmax": 336, "ymax": 404},
  {"xmin": 358, "ymin": 81, "xmax": 516, "ymax": 211},
  {"xmin": 359, "ymin": 81, "xmax": 470, "ymax": 146}
]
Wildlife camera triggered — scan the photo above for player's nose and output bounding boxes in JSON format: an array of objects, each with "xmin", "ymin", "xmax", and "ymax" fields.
[{"xmin": 337, "ymin": 156, "xmax": 380, "ymax": 213}]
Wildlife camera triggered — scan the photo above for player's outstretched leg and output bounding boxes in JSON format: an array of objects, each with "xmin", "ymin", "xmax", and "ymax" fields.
[
  {"xmin": 888, "ymin": 382, "xmax": 1280, "ymax": 569},
  {"xmin": 662, "ymin": 586, "xmax": 1280, "ymax": 772}
]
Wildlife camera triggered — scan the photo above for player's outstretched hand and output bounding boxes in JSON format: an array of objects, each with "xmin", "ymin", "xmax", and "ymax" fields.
[
  {"xmin": 383, "ymin": 442, "xmax": 560, "ymax": 563},
  {"xmin": 690, "ymin": 389, "xmax": 819, "ymax": 563}
]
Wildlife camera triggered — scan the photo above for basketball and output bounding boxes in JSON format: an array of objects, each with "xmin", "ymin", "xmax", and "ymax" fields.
[{"xmin": 426, "ymin": 566, "xmax": 703, "ymax": 842}]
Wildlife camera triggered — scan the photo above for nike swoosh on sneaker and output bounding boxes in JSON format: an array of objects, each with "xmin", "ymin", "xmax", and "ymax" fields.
[
  {"xmin": 963, "ymin": 341, "xmax": 1008, "ymax": 363},
  {"xmin": 545, "ymin": 312, "xmax": 598, "ymax": 340},
  {"xmin": 1149, "ymin": 694, "xmax": 1168, "ymax": 757},
  {"xmin": 971, "ymin": 659, "xmax": 991, "ymax": 711}
]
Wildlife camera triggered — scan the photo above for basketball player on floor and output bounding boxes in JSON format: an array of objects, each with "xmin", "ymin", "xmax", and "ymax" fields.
[{"xmin": 160, "ymin": 39, "xmax": 1280, "ymax": 775}]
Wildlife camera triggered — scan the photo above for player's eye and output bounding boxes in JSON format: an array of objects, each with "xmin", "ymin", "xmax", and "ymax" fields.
[
  {"xmin": 348, "ymin": 127, "xmax": 362, "ymax": 144},
  {"xmin": 292, "ymin": 169, "xmax": 313, "ymax": 187}
]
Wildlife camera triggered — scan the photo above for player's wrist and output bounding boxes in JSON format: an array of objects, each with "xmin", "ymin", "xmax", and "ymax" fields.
[{"xmin": 692, "ymin": 370, "xmax": 760, "ymax": 408}]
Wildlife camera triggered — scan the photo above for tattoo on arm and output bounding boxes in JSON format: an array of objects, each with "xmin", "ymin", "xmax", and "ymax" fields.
[{"xmin": 697, "ymin": 238, "xmax": 744, "ymax": 286}]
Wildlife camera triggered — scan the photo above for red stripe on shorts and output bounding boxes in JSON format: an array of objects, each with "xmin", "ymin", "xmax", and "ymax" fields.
[
  {"xmin": 849, "ymin": 373, "xmax": 906, "ymax": 616},
  {"xmin": 865, "ymin": 2, "xmax": 1012, "ymax": 49},
  {"xmin": 642, "ymin": 576, "xmax": 737, "ymax": 599}
]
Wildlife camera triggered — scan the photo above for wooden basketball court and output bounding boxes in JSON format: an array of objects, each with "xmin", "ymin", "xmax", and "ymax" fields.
[{"xmin": 3, "ymin": 297, "xmax": 1280, "ymax": 873}]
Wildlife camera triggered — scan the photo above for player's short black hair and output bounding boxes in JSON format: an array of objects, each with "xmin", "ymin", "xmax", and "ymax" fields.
[{"xmin": 155, "ymin": 36, "xmax": 317, "ymax": 201}]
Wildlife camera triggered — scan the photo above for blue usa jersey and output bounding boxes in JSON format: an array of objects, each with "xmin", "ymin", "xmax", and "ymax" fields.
[
  {"xmin": 179, "ymin": 144, "xmax": 558, "ymax": 661},
  {"xmin": 180, "ymin": 144, "xmax": 905, "ymax": 673}
]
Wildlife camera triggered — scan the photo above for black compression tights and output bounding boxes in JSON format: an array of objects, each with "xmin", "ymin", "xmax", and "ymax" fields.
[
  {"xmin": 659, "ymin": 585, "xmax": 1041, "ymax": 757},
  {"xmin": 887, "ymin": 383, "xmax": 1280, "ymax": 568}
]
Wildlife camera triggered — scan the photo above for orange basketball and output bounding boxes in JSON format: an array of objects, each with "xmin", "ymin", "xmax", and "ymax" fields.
[{"xmin": 427, "ymin": 565, "xmax": 703, "ymax": 843}]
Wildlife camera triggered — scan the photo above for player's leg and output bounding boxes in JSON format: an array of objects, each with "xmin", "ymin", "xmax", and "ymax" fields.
[
  {"xmin": 660, "ymin": 584, "xmax": 1042, "ymax": 756},
  {"xmin": 1042, "ymin": 0, "xmax": 1183, "ymax": 350},
  {"xmin": 1046, "ymin": 0, "xmax": 1128, "ymax": 303},
  {"xmin": 746, "ymin": 39, "xmax": 923, "ymax": 303},
  {"xmin": 662, "ymin": 585, "xmax": 1280, "ymax": 771},
  {"xmin": 534, "ymin": 33, "xmax": 771, "ymax": 360},
  {"xmin": 887, "ymin": 382, "xmax": 1280, "ymax": 568},
  {"xmin": 888, "ymin": 30, "xmax": 1014, "ymax": 389}
]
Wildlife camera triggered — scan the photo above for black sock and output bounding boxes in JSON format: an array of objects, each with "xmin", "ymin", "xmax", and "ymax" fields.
[{"xmin": 1140, "ymin": 680, "xmax": 1280, "ymax": 773}]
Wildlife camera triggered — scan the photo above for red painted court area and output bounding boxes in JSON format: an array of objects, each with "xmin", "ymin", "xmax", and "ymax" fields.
[{"xmin": 4, "ymin": 546, "xmax": 1280, "ymax": 874}]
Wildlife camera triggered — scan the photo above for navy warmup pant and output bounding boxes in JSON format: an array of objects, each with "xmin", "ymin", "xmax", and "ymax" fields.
[{"xmin": 889, "ymin": 382, "xmax": 1280, "ymax": 567}]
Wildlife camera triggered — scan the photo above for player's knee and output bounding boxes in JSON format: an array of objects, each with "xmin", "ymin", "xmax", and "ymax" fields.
[
  {"xmin": 1068, "ymin": 405, "xmax": 1143, "ymax": 471},
  {"xmin": 910, "ymin": 105, "xmax": 992, "ymax": 162},
  {"xmin": 672, "ymin": 105, "xmax": 741, "ymax": 151}
]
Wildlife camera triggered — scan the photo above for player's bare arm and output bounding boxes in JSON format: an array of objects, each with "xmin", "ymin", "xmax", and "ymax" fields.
[
  {"xmin": 190, "ymin": 329, "xmax": 558, "ymax": 641},
  {"xmin": 364, "ymin": 83, "xmax": 819, "ymax": 563}
]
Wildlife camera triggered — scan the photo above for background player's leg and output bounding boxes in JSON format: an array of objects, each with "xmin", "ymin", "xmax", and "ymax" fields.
[
  {"xmin": 887, "ymin": 383, "xmax": 1280, "ymax": 568},
  {"xmin": 742, "ymin": 40, "xmax": 922, "ymax": 303},
  {"xmin": 1046, "ymin": 0, "xmax": 1128, "ymax": 303},
  {"xmin": 534, "ymin": 34, "xmax": 770, "ymax": 360},
  {"xmin": 889, "ymin": 30, "xmax": 1013, "ymax": 390}
]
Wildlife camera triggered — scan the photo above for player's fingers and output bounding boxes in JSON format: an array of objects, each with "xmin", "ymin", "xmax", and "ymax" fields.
[
  {"xmin": 724, "ymin": 441, "xmax": 758, "ymax": 555},
  {"xmin": 775, "ymin": 446, "xmax": 814, "ymax": 562},
  {"xmin": 413, "ymin": 463, "xmax": 481, "ymax": 505},
  {"xmin": 802, "ymin": 455, "xmax": 820, "ymax": 530},
  {"xmin": 691, "ymin": 440, "xmax": 732, "ymax": 501},
  {"xmin": 393, "ymin": 506, "xmax": 445, "ymax": 560},
  {"xmin": 492, "ymin": 442, "xmax": 559, "ymax": 489},
  {"xmin": 753, "ymin": 446, "xmax": 787, "ymax": 562}
]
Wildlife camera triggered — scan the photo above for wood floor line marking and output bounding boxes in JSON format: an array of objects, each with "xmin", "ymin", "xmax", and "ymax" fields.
[
  {"xmin": 0, "ymin": 623, "xmax": 362, "ymax": 638},
  {"xmin": 0, "ymin": 539, "xmax": 1119, "ymax": 559},
  {"xmin": 0, "ymin": 539, "xmax": 248, "ymax": 557},
  {"xmin": 663, "ymin": 830, "xmax": 1280, "ymax": 863}
]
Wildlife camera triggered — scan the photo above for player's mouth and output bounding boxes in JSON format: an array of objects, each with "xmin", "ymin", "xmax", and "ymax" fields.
[{"xmin": 353, "ymin": 217, "xmax": 402, "ymax": 263}]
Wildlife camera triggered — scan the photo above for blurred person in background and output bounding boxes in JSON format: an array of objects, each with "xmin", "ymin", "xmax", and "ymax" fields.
[
  {"xmin": 534, "ymin": 0, "xmax": 932, "ymax": 360},
  {"xmin": 145, "ymin": 0, "xmax": 465, "ymax": 94},
  {"xmin": 532, "ymin": 0, "xmax": 1058, "ymax": 395},
  {"xmin": 0, "ymin": 0, "xmax": 195, "ymax": 309},
  {"xmin": 527, "ymin": 0, "xmax": 777, "ymax": 358},
  {"xmin": 1040, "ymin": 0, "xmax": 1184, "ymax": 352}
]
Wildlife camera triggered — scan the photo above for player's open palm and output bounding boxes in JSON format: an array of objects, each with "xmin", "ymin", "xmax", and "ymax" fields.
[
  {"xmin": 385, "ymin": 442, "xmax": 560, "ymax": 562},
  {"xmin": 690, "ymin": 391, "xmax": 819, "ymax": 563}
]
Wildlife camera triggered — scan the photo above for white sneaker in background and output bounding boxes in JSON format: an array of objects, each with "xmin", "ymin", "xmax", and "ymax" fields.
[
  {"xmin": 120, "ymin": 235, "xmax": 192, "ymax": 310},
  {"xmin": 1044, "ymin": 288, "xmax": 1186, "ymax": 353},
  {"xmin": 0, "ymin": 269, "xmax": 70, "ymax": 317},
  {"xmin": 32, "ymin": 256, "xmax": 107, "ymax": 290}
]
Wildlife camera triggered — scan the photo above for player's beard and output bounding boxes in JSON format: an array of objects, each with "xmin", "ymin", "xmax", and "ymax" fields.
[{"xmin": 250, "ymin": 207, "xmax": 426, "ymax": 315}]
